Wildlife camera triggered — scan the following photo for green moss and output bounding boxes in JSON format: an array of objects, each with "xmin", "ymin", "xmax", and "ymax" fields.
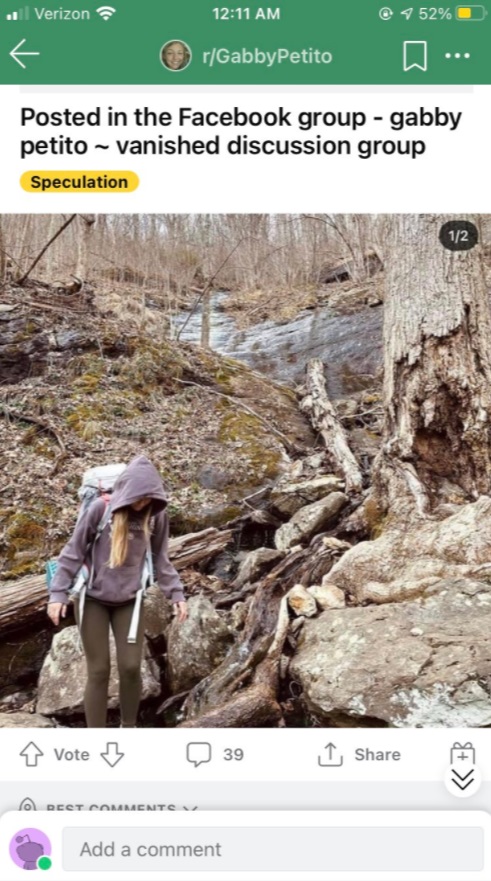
[
  {"xmin": 6, "ymin": 512, "xmax": 45, "ymax": 550},
  {"xmin": 5, "ymin": 559, "xmax": 39, "ymax": 579},
  {"xmin": 112, "ymin": 339, "xmax": 185, "ymax": 394},
  {"xmin": 72, "ymin": 373, "xmax": 102, "ymax": 394},
  {"xmin": 65, "ymin": 403, "xmax": 104, "ymax": 436},
  {"xmin": 218, "ymin": 410, "xmax": 282, "ymax": 484}
]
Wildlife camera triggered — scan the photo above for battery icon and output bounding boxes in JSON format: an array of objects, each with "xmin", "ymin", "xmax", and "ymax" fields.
[{"xmin": 456, "ymin": 5, "xmax": 488, "ymax": 18}]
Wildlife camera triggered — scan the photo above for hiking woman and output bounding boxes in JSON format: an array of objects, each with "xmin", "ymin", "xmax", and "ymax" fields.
[{"xmin": 47, "ymin": 456, "xmax": 187, "ymax": 728}]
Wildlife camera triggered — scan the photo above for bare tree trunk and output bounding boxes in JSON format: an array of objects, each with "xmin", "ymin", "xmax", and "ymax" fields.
[
  {"xmin": 0, "ymin": 217, "xmax": 5, "ymax": 284},
  {"xmin": 375, "ymin": 214, "xmax": 491, "ymax": 518},
  {"xmin": 76, "ymin": 214, "xmax": 96, "ymax": 279},
  {"xmin": 200, "ymin": 289, "xmax": 211, "ymax": 348}
]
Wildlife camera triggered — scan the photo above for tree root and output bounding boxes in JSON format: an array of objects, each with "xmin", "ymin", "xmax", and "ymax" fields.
[{"xmin": 178, "ymin": 541, "xmax": 346, "ymax": 728}]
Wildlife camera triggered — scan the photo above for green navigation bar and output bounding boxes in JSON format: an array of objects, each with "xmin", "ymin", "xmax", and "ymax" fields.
[{"xmin": 0, "ymin": 0, "xmax": 489, "ymax": 84}]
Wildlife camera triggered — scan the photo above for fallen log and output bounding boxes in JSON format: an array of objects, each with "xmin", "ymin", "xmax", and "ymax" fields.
[
  {"xmin": 301, "ymin": 358, "xmax": 363, "ymax": 494},
  {"xmin": 0, "ymin": 526, "xmax": 233, "ymax": 637}
]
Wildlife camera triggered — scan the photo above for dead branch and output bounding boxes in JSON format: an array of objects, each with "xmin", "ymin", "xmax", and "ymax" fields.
[
  {"xmin": 16, "ymin": 215, "xmax": 77, "ymax": 286},
  {"xmin": 0, "ymin": 403, "xmax": 66, "ymax": 456},
  {"xmin": 301, "ymin": 358, "xmax": 363, "ymax": 494}
]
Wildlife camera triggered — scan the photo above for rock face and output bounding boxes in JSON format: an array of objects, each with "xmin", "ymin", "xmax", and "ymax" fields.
[
  {"xmin": 271, "ymin": 475, "xmax": 344, "ymax": 517},
  {"xmin": 0, "ymin": 310, "xmax": 49, "ymax": 384},
  {"xmin": 166, "ymin": 595, "xmax": 233, "ymax": 694},
  {"xmin": 233, "ymin": 547, "xmax": 283, "ymax": 588},
  {"xmin": 0, "ymin": 712, "xmax": 54, "ymax": 728},
  {"xmin": 290, "ymin": 578, "xmax": 491, "ymax": 728},
  {"xmin": 36, "ymin": 626, "xmax": 160, "ymax": 716},
  {"xmin": 274, "ymin": 493, "xmax": 348, "ymax": 552}
]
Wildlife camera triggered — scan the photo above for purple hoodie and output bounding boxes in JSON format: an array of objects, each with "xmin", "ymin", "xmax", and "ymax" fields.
[{"xmin": 49, "ymin": 456, "xmax": 184, "ymax": 606}]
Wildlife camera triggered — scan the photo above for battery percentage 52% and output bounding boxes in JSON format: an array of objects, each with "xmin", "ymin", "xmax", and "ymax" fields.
[
  {"xmin": 379, "ymin": 7, "xmax": 453, "ymax": 19},
  {"xmin": 402, "ymin": 7, "xmax": 453, "ymax": 18}
]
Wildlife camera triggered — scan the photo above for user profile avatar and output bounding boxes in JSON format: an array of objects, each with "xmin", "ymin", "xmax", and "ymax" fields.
[
  {"xmin": 9, "ymin": 829, "xmax": 52, "ymax": 871},
  {"xmin": 160, "ymin": 39, "xmax": 192, "ymax": 72}
]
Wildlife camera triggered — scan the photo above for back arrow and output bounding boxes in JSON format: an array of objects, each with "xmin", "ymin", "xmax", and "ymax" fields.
[
  {"xmin": 10, "ymin": 39, "xmax": 40, "ymax": 69},
  {"xmin": 101, "ymin": 742, "xmax": 125, "ymax": 768}
]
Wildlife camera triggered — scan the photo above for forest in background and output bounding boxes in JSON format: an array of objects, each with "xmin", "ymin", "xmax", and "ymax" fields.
[
  {"xmin": 0, "ymin": 213, "xmax": 390, "ymax": 305},
  {"xmin": 1, "ymin": 214, "xmax": 491, "ymax": 731}
]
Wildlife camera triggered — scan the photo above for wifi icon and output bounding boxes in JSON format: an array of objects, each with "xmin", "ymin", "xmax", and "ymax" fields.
[{"xmin": 96, "ymin": 5, "xmax": 116, "ymax": 20}]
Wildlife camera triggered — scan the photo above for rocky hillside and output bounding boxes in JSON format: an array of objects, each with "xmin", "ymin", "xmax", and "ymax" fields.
[{"xmin": 2, "ymin": 272, "xmax": 490, "ymax": 731}]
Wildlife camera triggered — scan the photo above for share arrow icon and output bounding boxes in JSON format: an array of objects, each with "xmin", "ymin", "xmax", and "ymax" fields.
[{"xmin": 10, "ymin": 39, "xmax": 40, "ymax": 69}]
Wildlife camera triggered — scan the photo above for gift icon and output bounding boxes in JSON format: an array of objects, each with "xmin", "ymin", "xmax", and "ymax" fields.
[{"xmin": 450, "ymin": 742, "xmax": 476, "ymax": 766}]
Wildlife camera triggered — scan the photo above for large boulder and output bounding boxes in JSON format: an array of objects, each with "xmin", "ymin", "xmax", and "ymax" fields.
[
  {"xmin": 0, "ymin": 712, "xmax": 55, "ymax": 728},
  {"xmin": 271, "ymin": 475, "xmax": 344, "ymax": 517},
  {"xmin": 166, "ymin": 595, "xmax": 234, "ymax": 694},
  {"xmin": 36, "ymin": 626, "xmax": 160, "ymax": 716},
  {"xmin": 328, "ymin": 496, "xmax": 491, "ymax": 603},
  {"xmin": 290, "ymin": 578, "xmax": 491, "ymax": 728},
  {"xmin": 233, "ymin": 547, "xmax": 283, "ymax": 588},
  {"xmin": 274, "ymin": 492, "xmax": 348, "ymax": 552},
  {"xmin": 144, "ymin": 585, "xmax": 175, "ymax": 640}
]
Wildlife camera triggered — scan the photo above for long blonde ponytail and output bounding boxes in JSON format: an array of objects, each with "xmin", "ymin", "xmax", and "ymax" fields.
[{"xmin": 109, "ymin": 506, "xmax": 152, "ymax": 568}]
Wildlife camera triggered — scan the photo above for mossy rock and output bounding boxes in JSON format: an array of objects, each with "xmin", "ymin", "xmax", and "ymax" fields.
[
  {"xmin": 219, "ymin": 410, "xmax": 282, "ymax": 481},
  {"xmin": 3, "ymin": 511, "xmax": 47, "ymax": 578}
]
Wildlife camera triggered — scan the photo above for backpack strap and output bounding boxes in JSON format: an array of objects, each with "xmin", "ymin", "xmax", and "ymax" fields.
[
  {"xmin": 127, "ymin": 535, "xmax": 154, "ymax": 644},
  {"xmin": 78, "ymin": 501, "xmax": 112, "ymax": 631}
]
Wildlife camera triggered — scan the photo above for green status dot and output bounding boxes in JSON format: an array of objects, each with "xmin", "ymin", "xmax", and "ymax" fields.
[{"xmin": 38, "ymin": 856, "xmax": 52, "ymax": 870}]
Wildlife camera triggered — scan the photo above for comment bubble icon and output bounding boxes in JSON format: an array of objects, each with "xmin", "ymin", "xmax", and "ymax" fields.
[{"xmin": 186, "ymin": 742, "xmax": 212, "ymax": 768}]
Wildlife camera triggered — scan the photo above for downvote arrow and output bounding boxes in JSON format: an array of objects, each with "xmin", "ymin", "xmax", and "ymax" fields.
[{"xmin": 101, "ymin": 742, "xmax": 125, "ymax": 768}]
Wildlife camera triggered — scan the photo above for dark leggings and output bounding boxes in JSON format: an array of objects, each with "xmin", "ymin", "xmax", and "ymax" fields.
[{"xmin": 74, "ymin": 597, "xmax": 145, "ymax": 728}]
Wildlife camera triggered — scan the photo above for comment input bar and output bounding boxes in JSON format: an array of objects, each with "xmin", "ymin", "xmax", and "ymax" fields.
[{"xmin": 1, "ymin": 810, "xmax": 490, "ymax": 880}]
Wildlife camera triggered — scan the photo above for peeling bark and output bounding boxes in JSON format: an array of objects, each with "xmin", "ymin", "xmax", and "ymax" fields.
[{"xmin": 375, "ymin": 214, "xmax": 491, "ymax": 516}]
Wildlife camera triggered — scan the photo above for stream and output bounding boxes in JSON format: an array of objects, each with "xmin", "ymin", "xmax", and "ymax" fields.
[{"xmin": 172, "ymin": 292, "xmax": 383, "ymax": 398}]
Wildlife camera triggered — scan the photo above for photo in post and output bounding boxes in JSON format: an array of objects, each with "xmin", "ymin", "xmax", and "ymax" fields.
[{"xmin": 0, "ymin": 213, "xmax": 490, "ymax": 730}]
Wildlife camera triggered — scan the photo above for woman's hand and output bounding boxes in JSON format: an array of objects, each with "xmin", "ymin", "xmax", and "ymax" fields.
[
  {"xmin": 174, "ymin": 601, "xmax": 188, "ymax": 623},
  {"xmin": 48, "ymin": 602, "xmax": 67, "ymax": 626}
]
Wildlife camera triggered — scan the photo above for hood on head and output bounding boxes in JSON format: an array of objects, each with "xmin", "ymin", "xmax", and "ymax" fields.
[{"xmin": 110, "ymin": 456, "xmax": 167, "ymax": 514}]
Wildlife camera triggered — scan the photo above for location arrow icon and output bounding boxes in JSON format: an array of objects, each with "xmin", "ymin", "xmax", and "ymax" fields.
[
  {"xmin": 101, "ymin": 742, "xmax": 125, "ymax": 768},
  {"xmin": 20, "ymin": 742, "xmax": 44, "ymax": 768},
  {"xmin": 10, "ymin": 39, "xmax": 40, "ymax": 70}
]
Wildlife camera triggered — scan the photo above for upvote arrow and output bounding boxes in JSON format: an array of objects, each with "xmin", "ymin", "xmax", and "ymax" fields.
[
  {"xmin": 101, "ymin": 742, "xmax": 125, "ymax": 768},
  {"xmin": 20, "ymin": 742, "xmax": 44, "ymax": 768},
  {"xmin": 10, "ymin": 39, "xmax": 41, "ymax": 70}
]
